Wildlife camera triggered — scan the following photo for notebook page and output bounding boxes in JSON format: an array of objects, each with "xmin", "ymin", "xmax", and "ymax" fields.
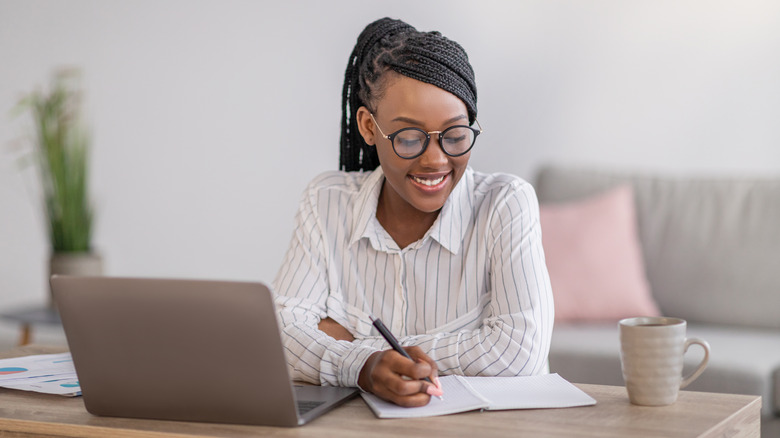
[
  {"xmin": 360, "ymin": 375, "xmax": 488, "ymax": 418},
  {"xmin": 460, "ymin": 373, "xmax": 596, "ymax": 410}
]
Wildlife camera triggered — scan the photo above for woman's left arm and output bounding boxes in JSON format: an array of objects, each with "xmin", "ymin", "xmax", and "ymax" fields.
[{"xmin": 351, "ymin": 181, "xmax": 555, "ymax": 376}]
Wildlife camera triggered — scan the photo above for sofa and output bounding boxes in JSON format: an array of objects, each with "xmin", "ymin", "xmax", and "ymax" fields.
[{"xmin": 533, "ymin": 165, "xmax": 780, "ymax": 419}]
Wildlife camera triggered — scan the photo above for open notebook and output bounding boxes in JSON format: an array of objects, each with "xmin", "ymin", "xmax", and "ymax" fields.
[{"xmin": 361, "ymin": 373, "xmax": 596, "ymax": 418}]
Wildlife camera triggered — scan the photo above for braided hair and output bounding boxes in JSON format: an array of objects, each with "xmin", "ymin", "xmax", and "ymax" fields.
[{"xmin": 340, "ymin": 18, "xmax": 478, "ymax": 172}]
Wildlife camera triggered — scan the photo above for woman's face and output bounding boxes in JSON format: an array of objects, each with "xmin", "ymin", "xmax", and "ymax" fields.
[{"xmin": 357, "ymin": 75, "xmax": 472, "ymax": 217}]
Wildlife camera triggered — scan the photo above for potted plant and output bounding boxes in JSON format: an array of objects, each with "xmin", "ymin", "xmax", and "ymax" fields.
[{"xmin": 16, "ymin": 69, "xmax": 102, "ymax": 305}]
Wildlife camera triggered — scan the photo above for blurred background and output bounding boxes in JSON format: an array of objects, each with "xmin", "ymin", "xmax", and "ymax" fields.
[{"xmin": 1, "ymin": 0, "xmax": 779, "ymax": 348}]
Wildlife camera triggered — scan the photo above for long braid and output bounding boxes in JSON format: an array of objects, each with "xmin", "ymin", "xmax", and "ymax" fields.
[
  {"xmin": 340, "ymin": 19, "xmax": 414, "ymax": 172},
  {"xmin": 339, "ymin": 18, "xmax": 478, "ymax": 172}
]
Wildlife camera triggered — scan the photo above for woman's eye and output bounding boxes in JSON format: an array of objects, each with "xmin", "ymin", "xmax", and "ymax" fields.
[
  {"xmin": 444, "ymin": 135, "xmax": 467, "ymax": 144},
  {"xmin": 398, "ymin": 138, "xmax": 422, "ymax": 147}
]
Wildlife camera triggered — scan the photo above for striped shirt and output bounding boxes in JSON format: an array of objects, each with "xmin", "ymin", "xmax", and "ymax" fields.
[{"xmin": 273, "ymin": 166, "xmax": 554, "ymax": 387}]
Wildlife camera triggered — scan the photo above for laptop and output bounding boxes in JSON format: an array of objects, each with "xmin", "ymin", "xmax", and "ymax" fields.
[{"xmin": 50, "ymin": 276, "xmax": 359, "ymax": 427}]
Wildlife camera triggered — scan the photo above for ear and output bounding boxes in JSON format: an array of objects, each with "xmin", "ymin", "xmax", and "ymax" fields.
[{"xmin": 356, "ymin": 106, "xmax": 377, "ymax": 146}]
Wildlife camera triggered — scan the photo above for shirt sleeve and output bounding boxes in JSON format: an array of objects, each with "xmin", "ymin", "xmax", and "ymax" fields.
[
  {"xmin": 380, "ymin": 181, "xmax": 555, "ymax": 376},
  {"xmin": 273, "ymin": 181, "xmax": 380, "ymax": 387}
]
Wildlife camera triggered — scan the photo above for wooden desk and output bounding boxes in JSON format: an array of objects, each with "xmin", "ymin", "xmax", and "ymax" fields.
[{"xmin": 0, "ymin": 346, "xmax": 761, "ymax": 438}]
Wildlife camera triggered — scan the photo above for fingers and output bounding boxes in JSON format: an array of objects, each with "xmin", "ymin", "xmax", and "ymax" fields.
[
  {"xmin": 403, "ymin": 347, "xmax": 443, "ymax": 397},
  {"xmin": 405, "ymin": 346, "xmax": 439, "ymax": 381},
  {"xmin": 317, "ymin": 317, "xmax": 355, "ymax": 342},
  {"xmin": 358, "ymin": 348, "xmax": 441, "ymax": 407}
]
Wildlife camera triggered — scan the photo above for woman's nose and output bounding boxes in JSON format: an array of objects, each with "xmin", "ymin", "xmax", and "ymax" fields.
[{"xmin": 418, "ymin": 136, "xmax": 448, "ymax": 168}]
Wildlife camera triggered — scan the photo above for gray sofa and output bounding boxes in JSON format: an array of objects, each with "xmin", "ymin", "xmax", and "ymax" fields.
[{"xmin": 534, "ymin": 165, "xmax": 780, "ymax": 418}]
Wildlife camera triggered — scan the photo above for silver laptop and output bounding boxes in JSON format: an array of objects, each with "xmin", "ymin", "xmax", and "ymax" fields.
[{"xmin": 50, "ymin": 276, "xmax": 358, "ymax": 427}]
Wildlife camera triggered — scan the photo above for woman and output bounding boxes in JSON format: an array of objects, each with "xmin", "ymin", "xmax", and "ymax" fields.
[{"xmin": 273, "ymin": 17, "xmax": 554, "ymax": 407}]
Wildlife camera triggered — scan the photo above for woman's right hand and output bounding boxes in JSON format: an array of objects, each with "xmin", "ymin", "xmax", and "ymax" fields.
[{"xmin": 358, "ymin": 346, "xmax": 443, "ymax": 407}]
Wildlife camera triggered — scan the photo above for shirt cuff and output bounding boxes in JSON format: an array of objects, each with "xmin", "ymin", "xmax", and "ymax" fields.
[{"xmin": 322, "ymin": 343, "xmax": 379, "ymax": 388}]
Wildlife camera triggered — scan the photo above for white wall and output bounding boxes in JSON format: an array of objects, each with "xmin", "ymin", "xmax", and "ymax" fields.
[{"xmin": 1, "ymin": 0, "xmax": 779, "ymax": 319}]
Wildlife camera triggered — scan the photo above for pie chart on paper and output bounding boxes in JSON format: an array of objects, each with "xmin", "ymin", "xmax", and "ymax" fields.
[{"xmin": 0, "ymin": 367, "xmax": 27, "ymax": 375}]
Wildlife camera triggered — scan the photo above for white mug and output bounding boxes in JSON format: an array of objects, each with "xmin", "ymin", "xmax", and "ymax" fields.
[{"xmin": 619, "ymin": 317, "xmax": 710, "ymax": 406}]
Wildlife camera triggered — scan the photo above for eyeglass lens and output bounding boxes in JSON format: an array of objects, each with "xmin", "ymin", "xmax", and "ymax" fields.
[{"xmin": 392, "ymin": 126, "xmax": 477, "ymax": 158}]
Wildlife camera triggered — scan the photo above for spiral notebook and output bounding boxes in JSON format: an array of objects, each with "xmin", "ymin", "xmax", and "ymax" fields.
[{"xmin": 361, "ymin": 373, "xmax": 596, "ymax": 418}]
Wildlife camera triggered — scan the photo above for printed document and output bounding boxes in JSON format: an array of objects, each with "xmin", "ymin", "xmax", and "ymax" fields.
[{"xmin": 0, "ymin": 353, "xmax": 80, "ymax": 396}]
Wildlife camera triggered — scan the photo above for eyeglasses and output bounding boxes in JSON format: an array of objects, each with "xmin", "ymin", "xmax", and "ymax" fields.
[{"xmin": 370, "ymin": 113, "xmax": 482, "ymax": 159}]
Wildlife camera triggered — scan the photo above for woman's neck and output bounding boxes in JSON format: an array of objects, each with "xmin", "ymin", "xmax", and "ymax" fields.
[{"xmin": 375, "ymin": 182, "xmax": 440, "ymax": 249}]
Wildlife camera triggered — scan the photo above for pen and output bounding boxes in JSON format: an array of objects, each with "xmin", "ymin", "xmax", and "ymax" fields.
[{"xmin": 371, "ymin": 317, "xmax": 443, "ymax": 400}]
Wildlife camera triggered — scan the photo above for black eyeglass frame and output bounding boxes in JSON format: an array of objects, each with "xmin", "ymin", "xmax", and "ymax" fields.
[{"xmin": 369, "ymin": 113, "xmax": 483, "ymax": 160}]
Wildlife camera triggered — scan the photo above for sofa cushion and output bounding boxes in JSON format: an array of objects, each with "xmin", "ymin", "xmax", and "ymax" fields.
[
  {"xmin": 549, "ymin": 323, "xmax": 780, "ymax": 416},
  {"xmin": 535, "ymin": 165, "xmax": 780, "ymax": 330},
  {"xmin": 540, "ymin": 185, "xmax": 660, "ymax": 322}
]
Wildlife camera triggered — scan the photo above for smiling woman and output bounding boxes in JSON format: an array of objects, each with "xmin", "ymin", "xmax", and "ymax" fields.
[
  {"xmin": 273, "ymin": 17, "xmax": 554, "ymax": 408},
  {"xmin": 361, "ymin": 75, "xmax": 474, "ymax": 247}
]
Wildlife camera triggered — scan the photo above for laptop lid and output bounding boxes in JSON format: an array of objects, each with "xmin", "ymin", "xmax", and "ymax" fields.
[{"xmin": 50, "ymin": 276, "xmax": 357, "ymax": 427}]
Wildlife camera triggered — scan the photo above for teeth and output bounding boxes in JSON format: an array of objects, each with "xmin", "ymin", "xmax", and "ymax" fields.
[{"xmin": 412, "ymin": 175, "xmax": 445, "ymax": 186}]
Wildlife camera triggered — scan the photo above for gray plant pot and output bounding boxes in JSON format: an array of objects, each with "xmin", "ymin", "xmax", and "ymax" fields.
[{"xmin": 49, "ymin": 252, "xmax": 104, "ymax": 306}]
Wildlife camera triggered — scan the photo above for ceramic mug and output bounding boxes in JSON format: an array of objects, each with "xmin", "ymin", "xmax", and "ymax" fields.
[{"xmin": 619, "ymin": 317, "xmax": 710, "ymax": 406}]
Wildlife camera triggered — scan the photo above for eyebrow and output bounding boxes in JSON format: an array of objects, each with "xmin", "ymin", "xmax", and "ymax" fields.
[{"xmin": 390, "ymin": 114, "xmax": 468, "ymax": 127}]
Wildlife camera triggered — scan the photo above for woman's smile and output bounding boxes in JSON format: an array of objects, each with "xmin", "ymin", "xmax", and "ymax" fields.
[{"xmin": 409, "ymin": 171, "xmax": 450, "ymax": 191}]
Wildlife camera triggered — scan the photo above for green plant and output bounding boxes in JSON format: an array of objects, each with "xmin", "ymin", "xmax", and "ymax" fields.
[{"xmin": 16, "ymin": 70, "xmax": 94, "ymax": 253}]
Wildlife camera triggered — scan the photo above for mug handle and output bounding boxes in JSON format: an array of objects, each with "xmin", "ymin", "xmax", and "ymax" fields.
[{"xmin": 680, "ymin": 337, "xmax": 710, "ymax": 389}]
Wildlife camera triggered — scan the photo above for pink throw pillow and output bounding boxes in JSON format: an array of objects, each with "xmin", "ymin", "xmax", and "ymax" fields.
[{"xmin": 540, "ymin": 185, "xmax": 661, "ymax": 322}]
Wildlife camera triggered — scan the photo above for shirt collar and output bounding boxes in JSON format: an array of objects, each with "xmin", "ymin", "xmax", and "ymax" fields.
[
  {"xmin": 427, "ymin": 167, "xmax": 473, "ymax": 255},
  {"xmin": 349, "ymin": 168, "xmax": 385, "ymax": 250},
  {"xmin": 349, "ymin": 167, "xmax": 474, "ymax": 255}
]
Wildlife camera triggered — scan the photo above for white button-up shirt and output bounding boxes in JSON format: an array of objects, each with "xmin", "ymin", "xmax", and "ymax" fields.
[{"xmin": 273, "ymin": 166, "xmax": 554, "ymax": 387}]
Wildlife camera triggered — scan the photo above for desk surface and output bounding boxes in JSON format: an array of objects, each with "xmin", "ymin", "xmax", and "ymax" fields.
[{"xmin": 0, "ymin": 346, "xmax": 761, "ymax": 438}]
